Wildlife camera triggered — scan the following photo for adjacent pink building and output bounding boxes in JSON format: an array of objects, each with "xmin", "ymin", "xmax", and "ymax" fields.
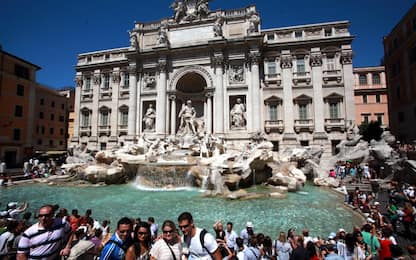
[{"xmin": 353, "ymin": 66, "xmax": 389, "ymax": 129}]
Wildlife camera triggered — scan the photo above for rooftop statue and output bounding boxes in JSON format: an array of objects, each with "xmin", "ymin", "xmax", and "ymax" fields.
[{"xmin": 171, "ymin": 0, "xmax": 211, "ymax": 23}]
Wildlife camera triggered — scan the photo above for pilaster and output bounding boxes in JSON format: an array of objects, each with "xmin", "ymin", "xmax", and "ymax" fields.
[
  {"xmin": 212, "ymin": 53, "xmax": 225, "ymax": 134},
  {"xmin": 71, "ymin": 74, "xmax": 82, "ymax": 144},
  {"xmin": 127, "ymin": 64, "xmax": 138, "ymax": 143},
  {"xmin": 341, "ymin": 49, "xmax": 355, "ymax": 127},
  {"xmin": 281, "ymin": 52, "xmax": 296, "ymax": 140},
  {"xmin": 249, "ymin": 50, "xmax": 261, "ymax": 133},
  {"xmin": 156, "ymin": 58, "xmax": 167, "ymax": 136},
  {"xmin": 310, "ymin": 50, "xmax": 327, "ymax": 140},
  {"xmin": 90, "ymin": 70, "xmax": 100, "ymax": 148}
]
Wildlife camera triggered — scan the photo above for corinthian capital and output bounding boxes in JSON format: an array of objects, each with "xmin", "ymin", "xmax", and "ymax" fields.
[
  {"xmin": 158, "ymin": 59, "xmax": 167, "ymax": 72},
  {"xmin": 280, "ymin": 55, "xmax": 293, "ymax": 69},
  {"xmin": 128, "ymin": 64, "xmax": 137, "ymax": 74},
  {"xmin": 112, "ymin": 72, "xmax": 121, "ymax": 83},
  {"xmin": 341, "ymin": 51, "xmax": 353, "ymax": 65},
  {"xmin": 248, "ymin": 52, "xmax": 261, "ymax": 65},
  {"xmin": 310, "ymin": 52, "xmax": 322, "ymax": 67},
  {"xmin": 211, "ymin": 54, "xmax": 224, "ymax": 66},
  {"xmin": 93, "ymin": 74, "xmax": 101, "ymax": 85}
]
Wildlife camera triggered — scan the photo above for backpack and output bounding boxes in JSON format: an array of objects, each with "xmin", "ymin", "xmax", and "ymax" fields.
[{"xmin": 199, "ymin": 229, "xmax": 214, "ymax": 259}]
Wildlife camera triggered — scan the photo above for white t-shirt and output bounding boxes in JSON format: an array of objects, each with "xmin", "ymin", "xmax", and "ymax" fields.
[
  {"xmin": 150, "ymin": 239, "xmax": 182, "ymax": 260},
  {"xmin": 186, "ymin": 228, "xmax": 218, "ymax": 260}
]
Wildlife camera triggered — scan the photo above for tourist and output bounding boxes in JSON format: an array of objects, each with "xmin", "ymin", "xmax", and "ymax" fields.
[
  {"xmin": 403, "ymin": 245, "xmax": 416, "ymax": 260},
  {"xmin": 80, "ymin": 209, "xmax": 94, "ymax": 229},
  {"xmin": 8, "ymin": 201, "xmax": 28, "ymax": 220},
  {"xmin": 17, "ymin": 204, "xmax": 73, "ymax": 259},
  {"xmin": 402, "ymin": 203, "xmax": 414, "ymax": 240},
  {"xmin": 0, "ymin": 219, "xmax": 20, "ymax": 256},
  {"xmin": 361, "ymin": 224, "xmax": 379, "ymax": 258},
  {"xmin": 302, "ymin": 229, "xmax": 312, "ymax": 247},
  {"xmin": 240, "ymin": 222, "xmax": 254, "ymax": 246},
  {"xmin": 126, "ymin": 221, "xmax": 152, "ymax": 260},
  {"xmin": 378, "ymin": 228, "xmax": 393, "ymax": 260},
  {"xmin": 100, "ymin": 217, "xmax": 133, "ymax": 260},
  {"xmin": 212, "ymin": 220, "xmax": 228, "ymax": 257},
  {"xmin": 243, "ymin": 234, "xmax": 261, "ymax": 260},
  {"xmin": 324, "ymin": 241, "xmax": 343, "ymax": 260},
  {"xmin": 148, "ymin": 217, "xmax": 159, "ymax": 243},
  {"xmin": 262, "ymin": 236, "xmax": 274, "ymax": 260},
  {"xmin": 177, "ymin": 211, "xmax": 221, "ymax": 260},
  {"xmin": 274, "ymin": 231, "xmax": 292, "ymax": 260},
  {"xmin": 344, "ymin": 232, "xmax": 364, "ymax": 260},
  {"xmin": 102, "ymin": 219, "xmax": 111, "ymax": 239},
  {"xmin": 69, "ymin": 209, "xmax": 81, "ymax": 232},
  {"xmin": 305, "ymin": 241, "xmax": 319, "ymax": 260},
  {"xmin": 149, "ymin": 220, "xmax": 182, "ymax": 260},
  {"xmin": 289, "ymin": 235, "xmax": 308, "ymax": 260},
  {"xmin": 225, "ymin": 222, "xmax": 238, "ymax": 252},
  {"xmin": 235, "ymin": 237, "xmax": 246, "ymax": 260}
]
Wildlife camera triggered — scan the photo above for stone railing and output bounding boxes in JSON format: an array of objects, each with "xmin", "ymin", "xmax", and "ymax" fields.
[
  {"xmin": 264, "ymin": 120, "xmax": 284, "ymax": 133},
  {"xmin": 294, "ymin": 119, "xmax": 314, "ymax": 133},
  {"xmin": 323, "ymin": 70, "xmax": 342, "ymax": 84},
  {"xmin": 292, "ymin": 71, "xmax": 311, "ymax": 85},
  {"xmin": 324, "ymin": 118, "xmax": 345, "ymax": 132},
  {"xmin": 264, "ymin": 73, "xmax": 282, "ymax": 86},
  {"xmin": 80, "ymin": 126, "xmax": 91, "ymax": 137},
  {"xmin": 98, "ymin": 125, "xmax": 111, "ymax": 136}
]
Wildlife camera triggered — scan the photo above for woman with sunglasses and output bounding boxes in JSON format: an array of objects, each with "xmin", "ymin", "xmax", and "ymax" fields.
[
  {"xmin": 126, "ymin": 222, "xmax": 152, "ymax": 260},
  {"xmin": 150, "ymin": 220, "xmax": 182, "ymax": 260}
]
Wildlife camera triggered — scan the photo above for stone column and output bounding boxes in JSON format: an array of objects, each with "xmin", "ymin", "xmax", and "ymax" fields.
[
  {"xmin": 90, "ymin": 70, "xmax": 101, "ymax": 149},
  {"xmin": 212, "ymin": 53, "xmax": 224, "ymax": 134},
  {"xmin": 310, "ymin": 50, "xmax": 327, "ymax": 139},
  {"xmin": 341, "ymin": 49, "xmax": 355, "ymax": 127},
  {"xmin": 127, "ymin": 64, "xmax": 137, "ymax": 143},
  {"xmin": 206, "ymin": 92, "xmax": 213, "ymax": 133},
  {"xmin": 71, "ymin": 74, "xmax": 82, "ymax": 144},
  {"xmin": 170, "ymin": 95, "xmax": 176, "ymax": 135},
  {"xmin": 281, "ymin": 53, "xmax": 296, "ymax": 140},
  {"xmin": 109, "ymin": 69, "xmax": 120, "ymax": 143},
  {"xmin": 249, "ymin": 50, "xmax": 261, "ymax": 132},
  {"xmin": 156, "ymin": 58, "xmax": 167, "ymax": 136}
]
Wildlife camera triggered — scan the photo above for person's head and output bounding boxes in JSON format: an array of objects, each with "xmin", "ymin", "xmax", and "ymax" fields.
[
  {"xmin": 345, "ymin": 233, "xmax": 355, "ymax": 252},
  {"xmin": 217, "ymin": 222, "xmax": 224, "ymax": 231},
  {"xmin": 38, "ymin": 204, "xmax": 55, "ymax": 228},
  {"xmin": 71, "ymin": 209, "xmax": 79, "ymax": 216},
  {"xmin": 102, "ymin": 219, "xmax": 109, "ymax": 227},
  {"xmin": 161, "ymin": 220, "xmax": 178, "ymax": 243},
  {"xmin": 248, "ymin": 234, "xmax": 258, "ymax": 247},
  {"xmin": 407, "ymin": 245, "xmax": 416, "ymax": 255},
  {"xmin": 116, "ymin": 217, "xmax": 133, "ymax": 242},
  {"xmin": 306, "ymin": 241, "xmax": 317, "ymax": 257},
  {"xmin": 236, "ymin": 237, "xmax": 244, "ymax": 249},
  {"xmin": 22, "ymin": 212, "xmax": 32, "ymax": 221},
  {"xmin": 85, "ymin": 209, "xmax": 92, "ymax": 216},
  {"xmin": 362, "ymin": 223, "xmax": 372, "ymax": 232},
  {"xmin": 94, "ymin": 228, "xmax": 103, "ymax": 239},
  {"xmin": 302, "ymin": 229, "xmax": 309, "ymax": 237},
  {"xmin": 353, "ymin": 231, "xmax": 363, "ymax": 243},
  {"xmin": 148, "ymin": 217, "xmax": 155, "ymax": 224},
  {"xmin": 6, "ymin": 220, "xmax": 19, "ymax": 234},
  {"xmin": 133, "ymin": 221, "xmax": 151, "ymax": 245},
  {"xmin": 178, "ymin": 211, "xmax": 194, "ymax": 236},
  {"xmin": 278, "ymin": 231, "xmax": 286, "ymax": 242},
  {"xmin": 186, "ymin": 100, "xmax": 192, "ymax": 106},
  {"xmin": 226, "ymin": 222, "xmax": 233, "ymax": 232},
  {"xmin": 246, "ymin": 221, "xmax": 254, "ymax": 234}
]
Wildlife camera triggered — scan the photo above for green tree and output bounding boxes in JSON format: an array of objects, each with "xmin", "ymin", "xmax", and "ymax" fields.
[{"xmin": 359, "ymin": 121, "xmax": 383, "ymax": 142}]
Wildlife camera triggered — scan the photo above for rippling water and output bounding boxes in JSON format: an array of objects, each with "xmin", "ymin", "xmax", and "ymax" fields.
[{"xmin": 0, "ymin": 182, "xmax": 362, "ymax": 238}]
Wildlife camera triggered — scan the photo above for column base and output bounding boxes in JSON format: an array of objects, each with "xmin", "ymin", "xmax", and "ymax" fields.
[{"xmin": 313, "ymin": 132, "xmax": 328, "ymax": 140}]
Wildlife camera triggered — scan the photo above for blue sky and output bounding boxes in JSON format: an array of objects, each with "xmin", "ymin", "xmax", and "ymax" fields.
[{"xmin": 1, "ymin": 0, "xmax": 414, "ymax": 89}]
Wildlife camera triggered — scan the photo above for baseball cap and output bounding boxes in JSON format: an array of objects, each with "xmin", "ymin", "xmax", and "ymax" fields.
[{"xmin": 246, "ymin": 221, "xmax": 253, "ymax": 228}]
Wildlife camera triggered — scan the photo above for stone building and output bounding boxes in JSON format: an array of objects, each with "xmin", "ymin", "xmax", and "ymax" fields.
[
  {"xmin": 383, "ymin": 3, "xmax": 416, "ymax": 143},
  {"xmin": 353, "ymin": 66, "xmax": 389, "ymax": 129},
  {"xmin": 71, "ymin": 1, "xmax": 355, "ymax": 154}
]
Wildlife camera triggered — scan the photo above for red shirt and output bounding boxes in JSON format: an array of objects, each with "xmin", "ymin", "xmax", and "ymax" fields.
[{"xmin": 378, "ymin": 238, "xmax": 392, "ymax": 260}]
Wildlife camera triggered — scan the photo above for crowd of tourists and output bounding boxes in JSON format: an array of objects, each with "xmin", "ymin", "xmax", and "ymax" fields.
[
  {"xmin": 1, "ymin": 189, "xmax": 416, "ymax": 260},
  {"xmin": 329, "ymin": 161, "xmax": 375, "ymax": 182}
]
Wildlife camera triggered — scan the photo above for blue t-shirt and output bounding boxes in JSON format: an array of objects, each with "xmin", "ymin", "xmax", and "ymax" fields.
[{"xmin": 100, "ymin": 233, "xmax": 129, "ymax": 260}]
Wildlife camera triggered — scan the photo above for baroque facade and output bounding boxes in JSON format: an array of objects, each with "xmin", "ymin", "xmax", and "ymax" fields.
[{"xmin": 71, "ymin": 1, "xmax": 355, "ymax": 153}]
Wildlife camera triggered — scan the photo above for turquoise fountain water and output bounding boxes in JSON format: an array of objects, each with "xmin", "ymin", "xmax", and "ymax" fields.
[{"xmin": 0, "ymin": 182, "xmax": 362, "ymax": 238}]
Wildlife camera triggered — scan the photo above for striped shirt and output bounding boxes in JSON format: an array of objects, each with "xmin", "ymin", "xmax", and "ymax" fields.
[
  {"xmin": 17, "ymin": 218, "xmax": 71, "ymax": 259},
  {"xmin": 100, "ymin": 233, "xmax": 130, "ymax": 260}
]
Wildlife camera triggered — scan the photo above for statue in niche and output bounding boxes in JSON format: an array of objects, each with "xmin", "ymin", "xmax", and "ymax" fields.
[
  {"xmin": 213, "ymin": 15, "xmax": 224, "ymax": 37},
  {"xmin": 178, "ymin": 100, "xmax": 197, "ymax": 135},
  {"xmin": 196, "ymin": 0, "xmax": 209, "ymax": 18},
  {"xmin": 229, "ymin": 66, "xmax": 244, "ymax": 83},
  {"xmin": 248, "ymin": 11, "xmax": 260, "ymax": 34},
  {"xmin": 143, "ymin": 74, "xmax": 156, "ymax": 88},
  {"xmin": 143, "ymin": 104, "xmax": 156, "ymax": 131},
  {"xmin": 128, "ymin": 31, "xmax": 138, "ymax": 49},
  {"xmin": 230, "ymin": 98, "xmax": 246, "ymax": 129},
  {"xmin": 157, "ymin": 22, "xmax": 169, "ymax": 45}
]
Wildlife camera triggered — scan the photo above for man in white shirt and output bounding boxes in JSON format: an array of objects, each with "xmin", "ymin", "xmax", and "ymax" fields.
[{"xmin": 225, "ymin": 222, "xmax": 238, "ymax": 252}]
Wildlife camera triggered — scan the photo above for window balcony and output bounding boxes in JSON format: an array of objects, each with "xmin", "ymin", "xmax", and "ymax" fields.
[
  {"xmin": 292, "ymin": 71, "xmax": 311, "ymax": 85},
  {"xmin": 98, "ymin": 125, "xmax": 111, "ymax": 136},
  {"xmin": 323, "ymin": 70, "xmax": 342, "ymax": 84},
  {"xmin": 99, "ymin": 88, "xmax": 112, "ymax": 100},
  {"xmin": 294, "ymin": 119, "xmax": 314, "ymax": 133},
  {"xmin": 324, "ymin": 118, "xmax": 345, "ymax": 132},
  {"xmin": 119, "ymin": 87, "xmax": 129, "ymax": 99},
  {"xmin": 80, "ymin": 125, "xmax": 91, "ymax": 137},
  {"xmin": 264, "ymin": 73, "xmax": 282, "ymax": 86},
  {"xmin": 264, "ymin": 120, "xmax": 284, "ymax": 133},
  {"xmin": 81, "ymin": 89, "xmax": 93, "ymax": 102},
  {"xmin": 118, "ymin": 124, "xmax": 128, "ymax": 136}
]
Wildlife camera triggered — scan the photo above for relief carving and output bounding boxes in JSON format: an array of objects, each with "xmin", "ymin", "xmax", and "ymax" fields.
[
  {"xmin": 229, "ymin": 65, "xmax": 244, "ymax": 84},
  {"xmin": 310, "ymin": 53, "xmax": 322, "ymax": 67},
  {"xmin": 280, "ymin": 55, "xmax": 293, "ymax": 69}
]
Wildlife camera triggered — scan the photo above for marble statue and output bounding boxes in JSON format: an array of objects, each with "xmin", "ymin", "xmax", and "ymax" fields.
[
  {"xmin": 178, "ymin": 100, "xmax": 197, "ymax": 135},
  {"xmin": 171, "ymin": 0, "xmax": 210, "ymax": 23},
  {"xmin": 143, "ymin": 74, "xmax": 156, "ymax": 88},
  {"xmin": 129, "ymin": 31, "xmax": 138, "ymax": 49},
  {"xmin": 157, "ymin": 22, "xmax": 168, "ymax": 45},
  {"xmin": 143, "ymin": 104, "xmax": 156, "ymax": 131},
  {"xmin": 229, "ymin": 66, "xmax": 244, "ymax": 83},
  {"xmin": 213, "ymin": 15, "xmax": 224, "ymax": 37},
  {"xmin": 171, "ymin": 1, "xmax": 186, "ymax": 23},
  {"xmin": 196, "ymin": 0, "xmax": 209, "ymax": 18},
  {"xmin": 248, "ymin": 11, "xmax": 260, "ymax": 34},
  {"xmin": 230, "ymin": 98, "xmax": 246, "ymax": 129}
]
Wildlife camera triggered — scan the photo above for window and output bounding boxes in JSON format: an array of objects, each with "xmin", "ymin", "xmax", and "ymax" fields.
[
  {"xmin": 59, "ymin": 115, "xmax": 64, "ymax": 122},
  {"xmin": 105, "ymin": 54, "xmax": 110, "ymax": 60},
  {"xmin": 376, "ymin": 114, "xmax": 383, "ymax": 124},
  {"xmin": 81, "ymin": 111, "xmax": 90, "ymax": 127},
  {"xmin": 14, "ymin": 64, "xmax": 29, "ymax": 79},
  {"xmin": 124, "ymin": 72, "xmax": 129, "ymax": 87},
  {"xmin": 103, "ymin": 74, "xmax": 110, "ymax": 89},
  {"xmin": 372, "ymin": 73, "xmax": 380, "ymax": 84},
  {"xmin": 300, "ymin": 140, "xmax": 309, "ymax": 147},
  {"xmin": 37, "ymin": 139, "xmax": 42, "ymax": 145},
  {"xmin": 39, "ymin": 112, "xmax": 44, "ymax": 119},
  {"xmin": 100, "ymin": 111, "xmax": 109, "ymax": 126},
  {"xmin": 393, "ymin": 38, "xmax": 399, "ymax": 49},
  {"xmin": 87, "ymin": 56, "xmax": 92, "ymax": 62},
  {"xmin": 295, "ymin": 31, "xmax": 302, "ymax": 38},
  {"xmin": 51, "ymin": 101, "xmax": 55, "ymax": 108},
  {"xmin": 85, "ymin": 77, "xmax": 91, "ymax": 90},
  {"xmin": 296, "ymin": 58, "xmax": 305, "ymax": 73},
  {"xmin": 397, "ymin": 85, "xmax": 401, "ymax": 100},
  {"xmin": 49, "ymin": 140, "xmax": 53, "ymax": 146},
  {"xmin": 267, "ymin": 62, "xmax": 276, "ymax": 75},
  {"xmin": 324, "ymin": 28, "xmax": 332, "ymax": 36},
  {"xmin": 40, "ymin": 98, "xmax": 44, "ymax": 105},
  {"xmin": 120, "ymin": 111, "xmax": 128, "ymax": 126},
  {"xmin": 61, "ymin": 103, "xmax": 65, "ymax": 110},
  {"xmin": 41, "ymin": 126, "xmax": 45, "ymax": 134},
  {"xmin": 13, "ymin": 128, "xmax": 21, "ymax": 141},
  {"xmin": 16, "ymin": 84, "xmax": 24, "ymax": 96},
  {"xmin": 326, "ymin": 56, "xmax": 335, "ymax": 71},
  {"xmin": 362, "ymin": 114, "xmax": 369, "ymax": 124},
  {"xmin": 269, "ymin": 104, "xmax": 278, "ymax": 121},
  {"xmin": 49, "ymin": 128, "xmax": 54, "ymax": 134},
  {"xmin": 15, "ymin": 105, "xmax": 23, "ymax": 117},
  {"xmin": 60, "ymin": 128, "xmax": 64, "ymax": 135},
  {"xmin": 299, "ymin": 104, "xmax": 308, "ymax": 120},
  {"xmin": 267, "ymin": 34, "xmax": 275, "ymax": 41},
  {"xmin": 376, "ymin": 94, "xmax": 381, "ymax": 103},
  {"xmin": 50, "ymin": 114, "xmax": 54, "ymax": 121},
  {"xmin": 36, "ymin": 125, "xmax": 39, "ymax": 134},
  {"xmin": 398, "ymin": 111, "xmax": 405, "ymax": 123},
  {"xmin": 359, "ymin": 74, "xmax": 367, "ymax": 85},
  {"xmin": 60, "ymin": 141, "xmax": 64, "ymax": 146},
  {"xmin": 329, "ymin": 102, "xmax": 339, "ymax": 119},
  {"xmin": 100, "ymin": 142, "xmax": 107, "ymax": 151},
  {"xmin": 363, "ymin": 95, "xmax": 368, "ymax": 104}
]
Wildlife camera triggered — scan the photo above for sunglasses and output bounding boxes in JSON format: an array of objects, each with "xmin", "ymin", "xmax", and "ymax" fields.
[
  {"xmin": 163, "ymin": 230, "xmax": 173, "ymax": 234},
  {"xmin": 179, "ymin": 224, "xmax": 190, "ymax": 229},
  {"xmin": 138, "ymin": 232, "xmax": 148, "ymax": 236},
  {"xmin": 119, "ymin": 230, "xmax": 131, "ymax": 234},
  {"xmin": 38, "ymin": 213, "xmax": 53, "ymax": 218}
]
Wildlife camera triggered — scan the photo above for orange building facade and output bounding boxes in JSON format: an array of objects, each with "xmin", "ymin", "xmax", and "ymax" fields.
[
  {"xmin": 383, "ymin": 3, "xmax": 416, "ymax": 143},
  {"xmin": 0, "ymin": 49, "xmax": 70, "ymax": 167},
  {"xmin": 353, "ymin": 66, "xmax": 389, "ymax": 129}
]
